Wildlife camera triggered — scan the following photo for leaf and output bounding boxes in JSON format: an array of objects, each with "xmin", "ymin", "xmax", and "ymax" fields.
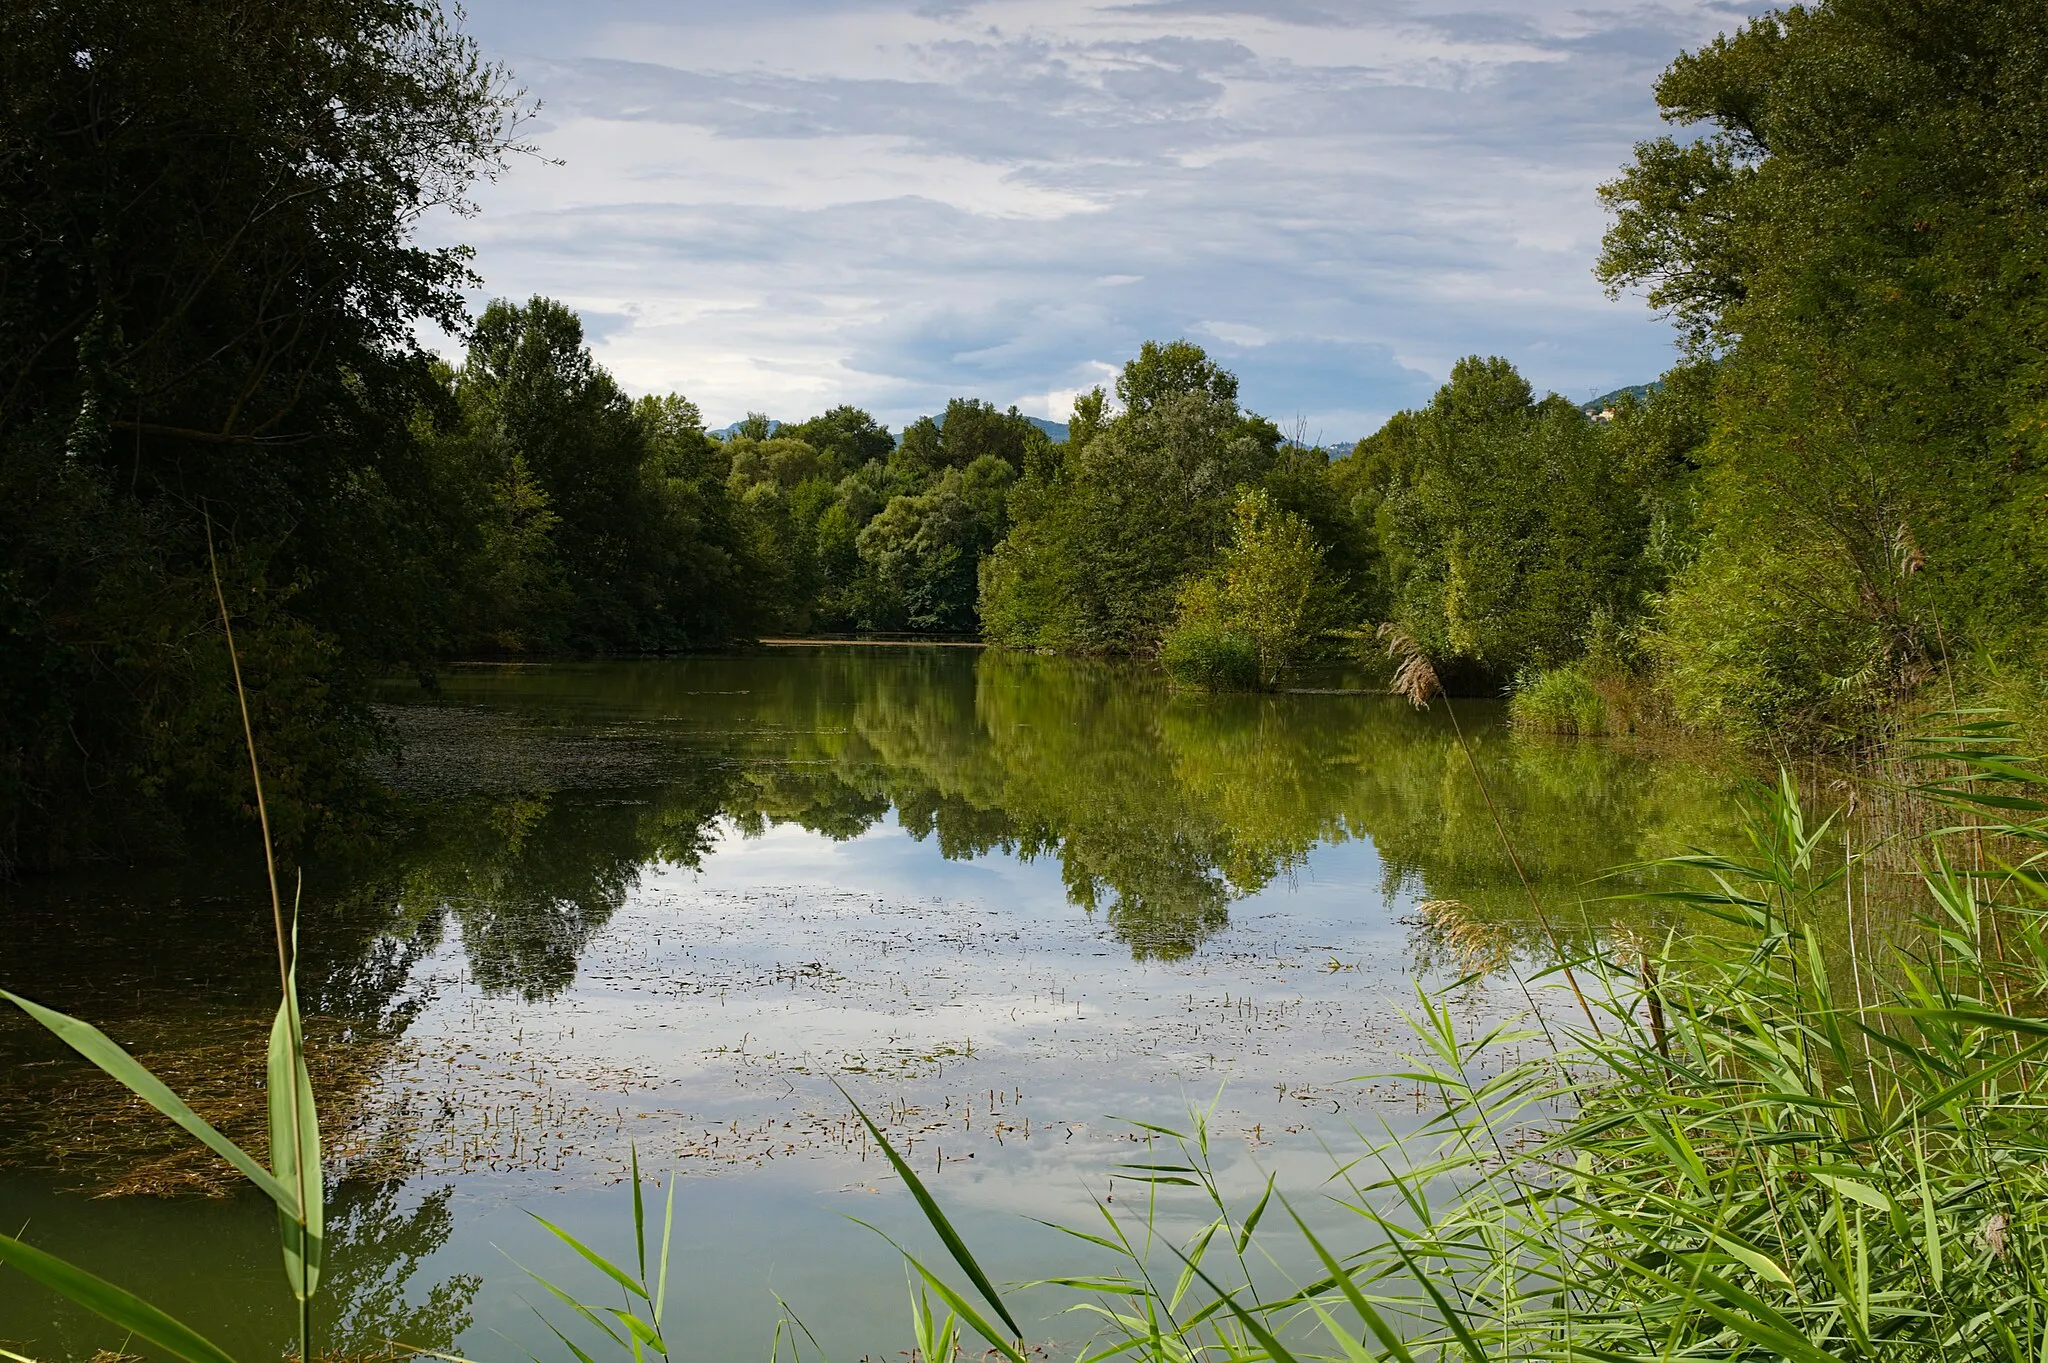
[
  {"xmin": 837, "ymin": 1084, "xmax": 1023, "ymax": 1340},
  {"xmin": 1236, "ymin": 1174, "xmax": 1274, "ymax": 1256},
  {"xmin": 0, "ymin": 1232, "xmax": 239, "ymax": 1363},
  {"xmin": 1706, "ymin": 1232, "xmax": 1793, "ymax": 1287},
  {"xmin": 1806, "ymin": 1170, "xmax": 1893, "ymax": 1213},
  {"xmin": 268, "ymin": 971, "xmax": 324, "ymax": 1302},
  {"xmin": 527, "ymin": 1212, "xmax": 651, "ymax": 1303},
  {"xmin": 0, "ymin": 989, "xmax": 297, "ymax": 1212}
]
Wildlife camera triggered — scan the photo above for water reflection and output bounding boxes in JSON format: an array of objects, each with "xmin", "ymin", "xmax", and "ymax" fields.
[
  {"xmin": 365, "ymin": 648, "xmax": 1742, "ymax": 989},
  {"xmin": 0, "ymin": 648, "xmax": 1747, "ymax": 1359}
]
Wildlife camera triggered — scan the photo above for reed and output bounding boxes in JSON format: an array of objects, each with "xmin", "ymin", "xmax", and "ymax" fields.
[
  {"xmin": 865, "ymin": 722, "xmax": 2048, "ymax": 1363},
  {"xmin": 0, "ymin": 541, "xmax": 327, "ymax": 1363}
]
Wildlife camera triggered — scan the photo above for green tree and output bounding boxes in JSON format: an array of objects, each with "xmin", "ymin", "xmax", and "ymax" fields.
[
  {"xmin": 894, "ymin": 399, "xmax": 1049, "ymax": 481},
  {"xmin": 433, "ymin": 299, "xmax": 755, "ymax": 652},
  {"xmin": 857, "ymin": 461, "xmax": 1016, "ymax": 632},
  {"xmin": 1598, "ymin": 0, "xmax": 2048, "ymax": 737},
  {"xmin": 1165, "ymin": 490, "xmax": 1349, "ymax": 687},
  {"xmin": 980, "ymin": 342, "xmax": 1287, "ymax": 653},
  {"xmin": 1345, "ymin": 357, "xmax": 1681, "ymax": 686},
  {"xmin": 0, "ymin": 0, "xmax": 523, "ymax": 872}
]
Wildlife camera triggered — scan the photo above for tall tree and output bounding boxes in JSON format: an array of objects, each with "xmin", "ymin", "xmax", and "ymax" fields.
[
  {"xmin": 0, "ymin": 0, "xmax": 523, "ymax": 871},
  {"xmin": 1598, "ymin": 0, "xmax": 2048, "ymax": 738}
]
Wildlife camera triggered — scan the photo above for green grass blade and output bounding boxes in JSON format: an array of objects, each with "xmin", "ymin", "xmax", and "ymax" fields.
[
  {"xmin": 0, "ymin": 1232, "xmax": 239, "ymax": 1363},
  {"xmin": 845, "ymin": 1218, "xmax": 1026, "ymax": 1363},
  {"xmin": 1, "ymin": 990, "xmax": 296, "ymax": 1211},
  {"xmin": 837, "ymin": 1085, "xmax": 1023, "ymax": 1340},
  {"xmin": 631, "ymin": 1145, "xmax": 648, "ymax": 1287},
  {"xmin": 267, "ymin": 977, "xmax": 324, "ymax": 1302},
  {"xmin": 530, "ymin": 1304, "xmax": 607, "ymax": 1363},
  {"xmin": 655, "ymin": 1167, "xmax": 677, "ymax": 1328},
  {"xmin": 1281, "ymin": 1204, "xmax": 1417, "ymax": 1363},
  {"xmin": 516, "ymin": 1258, "xmax": 632, "ymax": 1349},
  {"xmin": 1236, "ymin": 1175, "xmax": 1274, "ymax": 1257},
  {"xmin": 1164, "ymin": 1243, "xmax": 1303, "ymax": 1363},
  {"xmin": 605, "ymin": 1306, "xmax": 667, "ymax": 1356},
  {"xmin": 527, "ymin": 1212, "xmax": 653, "ymax": 1302}
]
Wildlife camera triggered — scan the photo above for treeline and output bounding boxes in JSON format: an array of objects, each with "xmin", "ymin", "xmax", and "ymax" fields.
[
  {"xmin": 7, "ymin": 0, "xmax": 2045, "ymax": 874},
  {"xmin": 1000, "ymin": 0, "xmax": 2048, "ymax": 749}
]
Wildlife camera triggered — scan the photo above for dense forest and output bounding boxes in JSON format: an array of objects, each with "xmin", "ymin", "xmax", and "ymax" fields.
[{"xmin": 4, "ymin": 0, "xmax": 2045, "ymax": 875}]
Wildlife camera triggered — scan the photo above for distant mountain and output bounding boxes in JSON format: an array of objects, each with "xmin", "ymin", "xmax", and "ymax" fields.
[
  {"xmin": 896, "ymin": 411, "xmax": 1068, "ymax": 445},
  {"xmin": 1582, "ymin": 382, "xmax": 1662, "ymax": 415},
  {"xmin": 709, "ymin": 417, "xmax": 781, "ymax": 440}
]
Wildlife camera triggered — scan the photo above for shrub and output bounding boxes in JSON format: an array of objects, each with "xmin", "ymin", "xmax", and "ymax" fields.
[
  {"xmin": 1509, "ymin": 663, "xmax": 1608, "ymax": 735},
  {"xmin": 1158, "ymin": 623, "xmax": 1261, "ymax": 690}
]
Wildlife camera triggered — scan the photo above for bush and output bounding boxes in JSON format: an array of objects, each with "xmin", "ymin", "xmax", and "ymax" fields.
[
  {"xmin": 1509, "ymin": 664, "xmax": 1608, "ymax": 735},
  {"xmin": 1158, "ymin": 623, "xmax": 1261, "ymax": 690}
]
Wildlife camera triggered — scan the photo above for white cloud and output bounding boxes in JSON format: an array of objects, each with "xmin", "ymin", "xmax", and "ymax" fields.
[{"xmin": 428, "ymin": 0, "xmax": 1747, "ymax": 436}]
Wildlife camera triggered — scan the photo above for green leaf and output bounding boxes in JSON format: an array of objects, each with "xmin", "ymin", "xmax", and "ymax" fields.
[
  {"xmin": 1, "ymin": 989, "xmax": 297, "ymax": 1212},
  {"xmin": 1806, "ymin": 1170, "xmax": 1893, "ymax": 1213},
  {"xmin": 1236, "ymin": 1174, "xmax": 1274, "ymax": 1256},
  {"xmin": 528, "ymin": 1212, "xmax": 652, "ymax": 1303},
  {"xmin": 267, "ymin": 970, "xmax": 324, "ymax": 1302},
  {"xmin": 838, "ymin": 1084, "xmax": 1023, "ymax": 1340},
  {"xmin": 0, "ymin": 1232, "xmax": 239, "ymax": 1363}
]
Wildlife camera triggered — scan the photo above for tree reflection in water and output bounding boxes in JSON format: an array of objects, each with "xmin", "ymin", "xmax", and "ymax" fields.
[{"xmin": 372, "ymin": 648, "xmax": 1740, "ymax": 990}]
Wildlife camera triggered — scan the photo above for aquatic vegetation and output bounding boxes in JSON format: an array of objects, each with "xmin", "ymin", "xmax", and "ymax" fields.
[{"xmin": 866, "ymin": 729, "xmax": 2048, "ymax": 1363}]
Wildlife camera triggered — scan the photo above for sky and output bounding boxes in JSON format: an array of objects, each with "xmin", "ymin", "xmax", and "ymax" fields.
[{"xmin": 428, "ymin": 0, "xmax": 1756, "ymax": 440}]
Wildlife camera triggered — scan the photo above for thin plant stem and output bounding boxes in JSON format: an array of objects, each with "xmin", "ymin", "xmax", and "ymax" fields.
[{"xmin": 206, "ymin": 522, "xmax": 315, "ymax": 1362}]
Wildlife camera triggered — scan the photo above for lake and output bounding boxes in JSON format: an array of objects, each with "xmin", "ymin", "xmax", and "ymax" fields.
[{"xmin": 0, "ymin": 647, "xmax": 1745, "ymax": 1361}]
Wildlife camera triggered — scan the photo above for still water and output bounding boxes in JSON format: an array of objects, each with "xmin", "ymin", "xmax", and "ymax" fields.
[{"xmin": 0, "ymin": 648, "xmax": 1743, "ymax": 1361}]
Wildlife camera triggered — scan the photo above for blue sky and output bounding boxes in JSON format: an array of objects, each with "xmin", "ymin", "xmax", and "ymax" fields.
[{"xmin": 430, "ymin": 0, "xmax": 1754, "ymax": 440}]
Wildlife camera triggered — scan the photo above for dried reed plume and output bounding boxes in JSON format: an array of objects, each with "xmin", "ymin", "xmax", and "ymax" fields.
[{"xmin": 1378, "ymin": 623, "xmax": 1442, "ymax": 708}]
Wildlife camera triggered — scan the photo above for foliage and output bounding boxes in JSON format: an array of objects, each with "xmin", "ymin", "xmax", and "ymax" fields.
[
  {"xmin": 1508, "ymin": 664, "xmax": 1608, "ymax": 736},
  {"xmin": 0, "ymin": 0, "xmax": 523, "ymax": 872},
  {"xmin": 1159, "ymin": 625, "xmax": 1262, "ymax": 691},
  {"xmin": 1335, "ymin": 357, "xmax": 1696, "ymax": 689},
  {"xmin": 1598, "ymin": 0, "xmax": 2048, "ymax": 735},
  {"xmin": 979, "ymin": 342, "xmax": 1296, "ymax": 654},
  {"xmin": 424, "ymin": 299, "xmax": 758, "ymax": 654},
  {"xmin": 1164, "ymin": 491, "xmax": 1349, "ymax": 687}
]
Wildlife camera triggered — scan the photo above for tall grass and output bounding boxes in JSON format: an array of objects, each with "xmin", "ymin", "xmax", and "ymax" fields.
[{"xmin": 871, "ymin": 724, "xmax": 2048, "ymax": 1362}]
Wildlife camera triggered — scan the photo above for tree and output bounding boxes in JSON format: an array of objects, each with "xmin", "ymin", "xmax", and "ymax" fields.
[
  {"xmin": 0, "ymin": 0, "xmax": 524, "ymax": 871},
  {"xmin": 857, "ymin": 460, "xmax": 1015, "ymax": 632},
  {"xmin": 980, "ymin": 342, "xmax": 1286, "ymax": 653},
  {"xmin": 1163, "ymin": 491, "xmax": 1349, "ymax": 688},
  {"xmin": 1342, "ymin": 357, "xmax": 1680, "ymax": 687},
  {"xmin": 894, "ymin": 399, "xmax": 1049, "ymax": 481},
  {"xmin": 1597, "ymin": 0, "xmax": 2048, "ymax": 736},
  {"xmin": 428, "ymin": 299, "xmax": 757, "ymax": 652}
]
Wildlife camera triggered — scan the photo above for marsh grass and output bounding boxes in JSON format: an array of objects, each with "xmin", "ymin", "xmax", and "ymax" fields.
[{"xmin": 863, "ymin": 723, "xmax": 2048, "ymax": 1363}]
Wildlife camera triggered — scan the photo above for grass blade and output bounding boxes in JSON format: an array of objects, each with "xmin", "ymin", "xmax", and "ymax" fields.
[
  {"xmin": 527, "ymin": 1213, "xmax": 652, "ymax": 1303},
  {"xmin": 267, "ymin": 972, "xmax": 324, "ymax": 1302},
  {"xmin": 837, "ymin": 1085, "xmax": 1023, "ymax": 1340},
  {"xmin": 0, "ymin": 1232, "xmax": 239, "ymax": 1363},
  {"xmin": 1, "ymin": 989, "xmax": 297, "ymax": 1211}
]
